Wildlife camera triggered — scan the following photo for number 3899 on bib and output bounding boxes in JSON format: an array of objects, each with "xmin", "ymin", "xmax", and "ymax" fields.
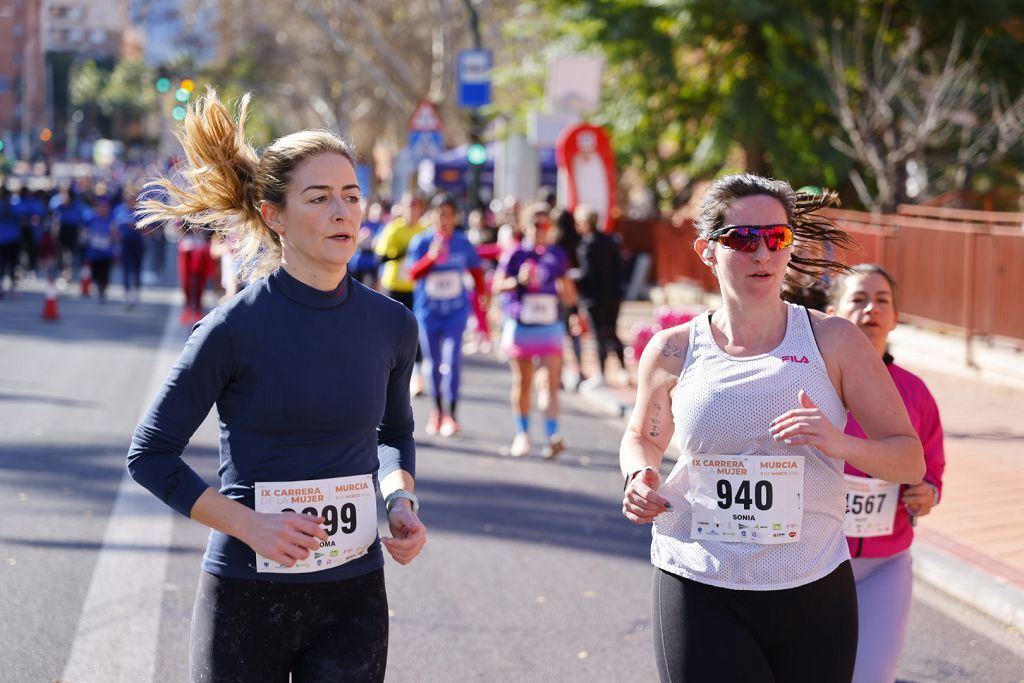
[
  {"xmin": 687, "ymin": 455, "xmax": 805, "ymax": 545},
  {"xmin": 254, "ymin": 474, "xmax": 377, "ymax": 573}
]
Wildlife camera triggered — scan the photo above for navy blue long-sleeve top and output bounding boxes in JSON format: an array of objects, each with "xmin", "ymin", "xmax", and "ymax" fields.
[{"xmin": 127, "ymin": 268, "xmax": 419, "ymax": 583}]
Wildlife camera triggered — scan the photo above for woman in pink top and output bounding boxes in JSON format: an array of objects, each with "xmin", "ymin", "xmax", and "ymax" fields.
[{"xmin": 830, "ymin": 263, "xmax": 945, "ymax": 683}]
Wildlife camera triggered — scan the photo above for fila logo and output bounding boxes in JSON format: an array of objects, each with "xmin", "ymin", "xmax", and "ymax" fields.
[{"xmin": 780, "ymin": 355, "xmax": 810, "ymax": 363}]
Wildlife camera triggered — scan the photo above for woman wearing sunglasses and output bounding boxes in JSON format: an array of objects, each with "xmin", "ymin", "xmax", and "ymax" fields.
[
  {"xmin": 619, "ymin": 174, "xmax": 924, "ymax": 682},
  {"xmin": 829, "ymin": 264, "xmax": 945, "ymax": 683}
]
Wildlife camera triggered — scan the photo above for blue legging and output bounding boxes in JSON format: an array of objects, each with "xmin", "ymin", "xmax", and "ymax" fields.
[
  {"xmin": 420, "ymin": 324, "xmax": 465, "ymax": 411},
  {"xmin": 850, "ymin": 550, "xmax": 913, "ymax": 683}
]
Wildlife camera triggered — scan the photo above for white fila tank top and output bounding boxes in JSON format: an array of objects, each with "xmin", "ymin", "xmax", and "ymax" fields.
[{"xmin": 651, "ymin": 303, "xmax": 850, "ymax": 590}]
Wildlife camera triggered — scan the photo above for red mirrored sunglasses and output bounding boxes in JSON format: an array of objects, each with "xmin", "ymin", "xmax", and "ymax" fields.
[{"xmin": 708, "ymin": 224, "xmax": 794, "ymax": 253}]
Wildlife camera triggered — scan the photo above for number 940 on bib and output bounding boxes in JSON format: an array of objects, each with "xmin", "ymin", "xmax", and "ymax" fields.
[{"xmin": 687, "ymin": 455, "xmax": 805, "ymax": 545}]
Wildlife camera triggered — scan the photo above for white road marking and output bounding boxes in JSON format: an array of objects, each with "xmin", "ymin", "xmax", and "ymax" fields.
[{"xmin": 61, "ymin": 306, "xmax": 183, "ymax": 683}]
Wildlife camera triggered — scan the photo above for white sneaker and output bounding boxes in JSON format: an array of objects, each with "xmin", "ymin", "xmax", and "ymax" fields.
[
  {"xmin": 579, "ymin": 375, "xmax": 608, "ymax": 391},
  {"xmin": 509, "ymin": 433, "xmax": 531, "ymax": 457},
  {"xmin": 439, "ymin": 415, "xmax": 460, "ymax": 437}
]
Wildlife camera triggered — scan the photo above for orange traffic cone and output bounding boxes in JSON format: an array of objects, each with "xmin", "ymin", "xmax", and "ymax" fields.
[
  {"xmin": 80, "ymin": 263, "xmax": 92, "ymax": 297},
  {"xmin": 42, "ymin": 279, "xmax": 59, "ymax": 320}
]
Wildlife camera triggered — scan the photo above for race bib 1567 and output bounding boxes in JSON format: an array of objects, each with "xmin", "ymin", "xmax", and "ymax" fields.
[{"xmin": 843, "ymin": 474, "xmax": 900, "ymax": 538}]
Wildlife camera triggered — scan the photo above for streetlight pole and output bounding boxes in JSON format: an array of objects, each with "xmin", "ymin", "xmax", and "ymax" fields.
[{"xmin": 463, "ymin": 0, "xmax": 484, "ymax": 211}]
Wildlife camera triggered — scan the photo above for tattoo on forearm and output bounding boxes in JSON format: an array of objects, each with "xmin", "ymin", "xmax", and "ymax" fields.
[
  {"xmin": 649, "ymin": 401, "xmax": 663, "ymax": 438},
  {"xmin": 659, "ymin": 339, "xmax": 684, "ymax": 358}
]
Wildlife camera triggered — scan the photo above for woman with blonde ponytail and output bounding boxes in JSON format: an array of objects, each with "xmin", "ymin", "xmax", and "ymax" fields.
[{"xmin": 128, "ymin": 90, "xmax": 426, "ymax": 682}]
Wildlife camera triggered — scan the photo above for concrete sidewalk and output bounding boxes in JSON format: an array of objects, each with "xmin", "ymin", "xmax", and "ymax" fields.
[{"xmin": 567, "ymin": 296, "xmax": 1024, "ymax": 632}]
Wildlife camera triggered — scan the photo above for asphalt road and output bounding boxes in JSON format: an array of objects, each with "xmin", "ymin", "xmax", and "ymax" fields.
[{"xmin": 1, "ymin": 278, "xmax": 1022, "ymax": 682}]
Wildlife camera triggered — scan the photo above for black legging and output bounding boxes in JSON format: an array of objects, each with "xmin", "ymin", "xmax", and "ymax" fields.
[
  {"xmin": 653, "ymin": 562, "xmax": 858, "ymax": 683},
  {"xmin": 0, "ymin": 241, "xmax": 17, "ymax": 290},
  {"xmin": 583, "ymin": 299, "xmax": 625, "ymax": 372},
  {"xmin": 89, "ymin": 257, "xmax": 112, "ymax": 297},
  {"xmin": 190, "ymin": 569, "xmax": 389, "ymax": 683}
]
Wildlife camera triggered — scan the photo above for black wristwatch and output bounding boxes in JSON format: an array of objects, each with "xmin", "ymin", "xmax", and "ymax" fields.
[{"xmin": 623, "ymin": 466, "xmax": 654, "ymax": 491}]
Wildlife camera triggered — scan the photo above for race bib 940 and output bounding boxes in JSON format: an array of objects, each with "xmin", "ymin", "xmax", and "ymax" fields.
[
  {"xmin": 254, "ymin": 474, "xmax": 377, "ymax": 574},
  {"xmin": 687, "ymin": 454, "xmax": 805, "ymax": 544}
]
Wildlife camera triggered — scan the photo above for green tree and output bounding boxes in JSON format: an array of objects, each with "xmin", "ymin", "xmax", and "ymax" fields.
[
  {"xmin": 527, "ymin": 0, "xmax": 853, "ymax": 208},
  {"xmin": 101, "ymin": 58, "xmax": 157, "ymax": 143},
  {"xmin": 523, "ymin": 0, "xmax": 1024, "ymax": 210},
  {"xmin": 70, "ymin": 58, "xmax": 161, "ymax": 144},
  {"xmin": 69, "ymin": 59, "xmax": 111, "ymax": 141},
  {"xmin": 101, "ymin": 59, "xmax": 155, "ymax": 114},
  {"xmin": 813, "ymin": 1, "xmax": 1024, "ymax": 210},
  {"xmin": 69, "ymin": 60, "xmax": 108, "ymax": 109}
]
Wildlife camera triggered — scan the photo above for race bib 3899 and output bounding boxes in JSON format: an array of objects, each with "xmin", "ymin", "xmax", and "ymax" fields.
[{"xmin": 254, "ymin": 474, "xmax": 377, "ymax": 574}]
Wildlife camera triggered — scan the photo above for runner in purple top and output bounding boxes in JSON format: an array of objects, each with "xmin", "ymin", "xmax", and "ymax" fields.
[{"xmin": 494, "ymin": 202, "xmax": 580, "ymax": 458}]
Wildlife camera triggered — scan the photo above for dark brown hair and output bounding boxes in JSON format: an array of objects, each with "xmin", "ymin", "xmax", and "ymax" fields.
[{"xmin": 695, "ymin": 173, "xmax": 857, "ymax": 290}]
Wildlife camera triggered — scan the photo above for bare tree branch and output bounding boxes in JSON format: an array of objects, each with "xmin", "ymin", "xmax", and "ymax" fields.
[{"xmin": 812, "ymin": 0, "xmax": 1024, "ymax": 210}]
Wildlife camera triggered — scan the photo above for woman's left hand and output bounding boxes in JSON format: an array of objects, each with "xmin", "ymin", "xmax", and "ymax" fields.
[
  {"xmin": 901, "ymin": 482, "xmax": 936, "ymax": 517},
  {"xmin": 382, "ymin": 503, "xmax": 426, "ymax": 565},
  {"xmin": 769, "ymin": 390, "xmax": 846, "ymax": 458}
]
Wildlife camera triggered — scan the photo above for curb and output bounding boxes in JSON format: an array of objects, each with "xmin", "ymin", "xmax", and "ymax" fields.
[
  {"xmin": 888, "ymin": 326, "xmax": 1024, "ymax": 392},
  {"xmin": 912, "ymin": 528, "xmax": 1024, "ymax": 632},
  {"xmin": 574, "ymin": 386, "xmax": 1024, "ymax": 632}
]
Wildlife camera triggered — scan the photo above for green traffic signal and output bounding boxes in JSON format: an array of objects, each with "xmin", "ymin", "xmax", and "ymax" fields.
[
  {"xmin": 155, "ymin": 77, "xmax": 171, "ymax": 93},
  {"xmin": 466, "ymin": 143, "xmax": 487, "ymax": 166},
  {"xmin": 0, "ymin": 139, "xmax": 5, "ymax": 152},
  {"xmin": 175, "ymin": 88, "xmax": 191, "ymax": 103},
  {"xmin": 172, "ymin": 106, "xmax": 187, "ymax": 121}
]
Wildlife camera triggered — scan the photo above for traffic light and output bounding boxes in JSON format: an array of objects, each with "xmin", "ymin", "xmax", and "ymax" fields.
[
  {"xmin": 175, "ymin": 78, "xmax": 195, "ymax": 103},
  {"xmin": 0, "ymin": 139, "xmax": 5, "ymax": 153},
  {"xmin": 466, "ymin": 142, "xmax": 487, "ymax": 166},
  {"xmin": 155, "ymin": 66, "xmax": 172, "ymax": 93}
]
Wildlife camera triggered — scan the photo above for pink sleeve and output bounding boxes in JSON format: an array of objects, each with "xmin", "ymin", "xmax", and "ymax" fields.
[
  {"xmin": 915, "ymin": 384, "xmax": 945, "ymax": 502},
  {"xmin": 893, "ymin": 365, "xmax": 945, "ymax": 501}
]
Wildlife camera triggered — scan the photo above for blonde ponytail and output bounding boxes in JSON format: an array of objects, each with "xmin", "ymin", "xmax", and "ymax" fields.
[{"xmin": 138, "ymin": 90, "xmax": 357, "ymax": 283}]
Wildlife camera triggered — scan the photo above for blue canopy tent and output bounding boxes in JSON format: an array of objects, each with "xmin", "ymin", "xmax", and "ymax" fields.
[{"xmin": 429, "ymin": 143, "xmax": 559, "ymax": 198}]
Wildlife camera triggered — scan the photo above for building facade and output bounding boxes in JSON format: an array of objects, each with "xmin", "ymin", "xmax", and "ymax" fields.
[
  {"xmin": 0, "ymin": 0, "xmax": 46, "ymax": 160},
  {"xmin": 41, "ymin": 0, "xmax": 128, "ymax": 56}
]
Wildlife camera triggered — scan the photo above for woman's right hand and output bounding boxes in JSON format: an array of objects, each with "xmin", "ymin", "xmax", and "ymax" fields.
[
  {"xmin": 427, "ymin": 234, "xmax": 447, "ymax": 261},
  {"xmin": 241, "ymin": 510, "xmax": 328, "ymax": 567},
  {"xmin": 622, "ymin": 467, "xmax": 672, "ymax": 524}
]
